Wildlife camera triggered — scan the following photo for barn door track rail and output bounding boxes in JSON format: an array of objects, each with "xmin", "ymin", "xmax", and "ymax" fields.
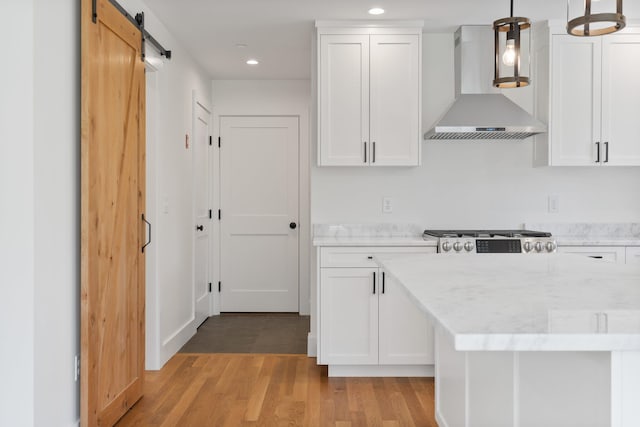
[{"xmin": 92, "ymin": 0, "xmax": 172, "ymax": 61}]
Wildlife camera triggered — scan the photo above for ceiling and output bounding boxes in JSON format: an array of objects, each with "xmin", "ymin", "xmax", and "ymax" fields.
[{"xmin": 143, "ymin": 0, "xmax": 638, "ymax": 80}]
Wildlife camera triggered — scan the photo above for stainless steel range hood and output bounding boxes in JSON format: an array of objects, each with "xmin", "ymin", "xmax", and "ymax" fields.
[{"xmin": 425, "ymin": 26, "xmax": 546, "ymax": 141}]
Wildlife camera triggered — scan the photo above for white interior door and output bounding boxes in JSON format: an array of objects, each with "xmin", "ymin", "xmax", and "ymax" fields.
[
  {"xmin": 194, "ymin": 101, "xmax": 211, "ymax": 326},
  {"xmin": 220, "ymin": 116, "xmax": 299, "ymax": 312}
]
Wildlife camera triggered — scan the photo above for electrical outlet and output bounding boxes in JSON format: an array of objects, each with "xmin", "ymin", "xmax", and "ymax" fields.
[
  {"xmin": 382, "ymin": 197, "xmax": 393, "ymax": 214},
  {"xmin": 74, "ymin": 355, "xmax": 80, "ymax": 382},
  {"xmin": 548, "ymin": 195, "xmax": 559, "ymax": 214}
]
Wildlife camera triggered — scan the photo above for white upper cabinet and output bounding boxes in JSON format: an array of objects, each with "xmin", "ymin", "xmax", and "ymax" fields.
[
  {"xmin": 549, "ymin": 36, "xmax": 602, "ymax": 166},
  {"xmin": 317, "ymin": 22, "xmax": 422, "ymax": 167},
  {"xmin": 601, "ymin": 36, "xmax": 640, "ymax": 166},
  {"xmin": 319, "ymin": 34, "xmax": 370, "ymax": 166},
  {"xmin": 534, "ymin": 23, "xmax": 640, "ymax": 167},
  {"xmin": 369, "ymin": 35, "xmax": 421, "ymax": 166}
]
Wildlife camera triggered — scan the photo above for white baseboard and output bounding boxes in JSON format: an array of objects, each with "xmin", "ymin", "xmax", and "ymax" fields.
[
  {"xmin": 160, "ymin": 317, "xmax": 196, "ymax": 367},
  {"xmin": 307, "ymin": 333, "xmax": 317, "ymax": 357},
  {"xmin": 328, "ymin": 364, "xmax": 435, "ymax": 377}
]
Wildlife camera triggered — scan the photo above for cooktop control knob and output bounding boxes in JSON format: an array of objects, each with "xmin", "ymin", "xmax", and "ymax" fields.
[
  {"xmin": 523, "ymin": 241, "xmax": 532, "ymax": 253},
  {"xmin": 453, "ymin": 241, "xmax": 463, "ymax": 252},
  {"xmin": 441, "ymin": 241, "xmax": 452, "ymax": 252},
  {"xmin": 464, "ymin": 241, "xmax": 474, "ymax": 252},
  {"xmin": 546, "ymin": 241, "xmax": 557, "ymax": 252},
  {"xmin": 534, "ymin": 241, "xmax": 543, "ymax": 252}
]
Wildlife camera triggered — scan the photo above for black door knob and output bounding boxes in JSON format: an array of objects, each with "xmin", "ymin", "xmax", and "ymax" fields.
[
  {"xmin": 196, "ymin": 225, "xmax": 204, "ymax": 231},
  {"xmin": 289, "ymin": 222, "xmax": 297, "ymax": 230}
]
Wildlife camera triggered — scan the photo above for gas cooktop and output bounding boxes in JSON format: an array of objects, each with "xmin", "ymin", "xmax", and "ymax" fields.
[
  {"xmin": 423, "ymin": 229, "xmax": 556, "ymax": 254},
  {"xmin": 423, "ymin": 229, "xmax": 552, "ymax": 238}
]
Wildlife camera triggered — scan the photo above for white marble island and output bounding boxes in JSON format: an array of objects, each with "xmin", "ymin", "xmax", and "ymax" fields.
[{"xmin": 375, "ymin": 253, "xmax": 640, "ymax": 427}]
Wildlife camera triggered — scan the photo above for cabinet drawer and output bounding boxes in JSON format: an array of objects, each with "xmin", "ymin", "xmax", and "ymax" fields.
[
  {"xmin": 319, "ymin": 246, "xmax": 436, "ymax": 268},
  {"xmin": 626, "ymin": 247, "xmax": 640, "ymax": 265},
  {"xmin": 557, "ymin": 246, "xmax": 625, "ymax": 263}
]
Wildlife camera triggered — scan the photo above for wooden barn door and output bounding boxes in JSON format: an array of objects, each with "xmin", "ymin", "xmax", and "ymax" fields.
[{"xmin": 81, "ymin": 0, "xmax": 146, "ymax": 425}]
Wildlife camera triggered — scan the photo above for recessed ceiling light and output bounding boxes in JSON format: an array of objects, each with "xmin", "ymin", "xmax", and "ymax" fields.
[
  {"xmin": 368, "ymin": 7, "xmax": 385, "ymax": 15},
  {"xmin": 235, "ymin": 43, "xmax": 248, "ymax": 48},
  {"xmin": 246, "ymin": 59, "xmax": 259, "ymax": 65}
]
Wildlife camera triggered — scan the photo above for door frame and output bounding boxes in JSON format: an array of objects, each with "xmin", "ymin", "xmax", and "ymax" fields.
[
  {"xmin": 211, "ymin": 108, "xmax": 310, "ymax": 316},
  {"xmin": 192, "ymin": 91, "xmax": 213, "ymax": 321}
]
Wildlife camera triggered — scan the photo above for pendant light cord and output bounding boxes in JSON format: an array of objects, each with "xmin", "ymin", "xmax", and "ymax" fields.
[{"xmin": 510, "ymin": 0, "xmax": 514, "ymax": 18}]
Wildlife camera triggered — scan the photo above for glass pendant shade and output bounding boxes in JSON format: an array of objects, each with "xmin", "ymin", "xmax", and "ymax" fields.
[
  {"xmin": 567, "ymin": 0, "xmax": 625, "ymax": 36},
  {"xmin": 493, "ymin": 16, "xmax": 531, "ymax": 88}
]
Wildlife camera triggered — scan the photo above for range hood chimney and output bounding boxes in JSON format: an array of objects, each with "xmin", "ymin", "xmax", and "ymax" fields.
[{"xmin": 425, "ymin": 26, "xmax": 546, "ymax": 141}]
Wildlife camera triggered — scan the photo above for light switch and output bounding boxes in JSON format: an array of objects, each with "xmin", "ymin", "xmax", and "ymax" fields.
[
  {"xmin": 382, "ymin": 197, "xmax": 393, "ymax": 214},
  {"xmin": 548, "ymin": 195, "xmax": 559, "ymax": 214}
]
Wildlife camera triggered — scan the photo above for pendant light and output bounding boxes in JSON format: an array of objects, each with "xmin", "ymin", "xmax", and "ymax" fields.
[
  {"xmin": 567, "ymin": 0, "xmax": 625, "ymax": 36},
  {"xmin": 493, "ymin": 0, "xmax": 531, "ymax": 88}
]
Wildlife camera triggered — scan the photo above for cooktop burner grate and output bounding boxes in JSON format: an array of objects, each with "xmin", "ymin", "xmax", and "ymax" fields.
[{"xmin": 423, "ymin": 229, "xmax": 552, "ymax": 238}]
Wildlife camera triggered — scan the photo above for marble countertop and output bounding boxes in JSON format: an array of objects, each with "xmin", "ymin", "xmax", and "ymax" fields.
[
  {"xmin": 312, "ymin": 223, "xmax": 436, "ymax": 247},
  {"xmin": 527, "ymin": 223, "xmax": 640, "ymax": 246},
  {"xmin": 374, "ymin": 253, "xmax": 640, "ymax": 351},
  {"xmin": 313, "ymin": 236, "xmax": 436, "ymax": 247},
  {"xmin": 556, "ymin": 237, "xmax": 640, "ymax": 246}
]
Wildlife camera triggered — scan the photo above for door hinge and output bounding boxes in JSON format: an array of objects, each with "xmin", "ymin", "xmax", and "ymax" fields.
[
  {"xmin": 218, "ymin": 136, "xmax": 221, "ymax": 148},
  {"xmin": 209, "ymin": 209, "xmax": 212, "ymax": 219},
  {"xmin": 218, "ymin": 209, "xmax": 221, "ymax": 220},
  {"xmin": 218, "ymin": 281, "xmax": 221, "ymax": 292},
  {"xmin": 209, "ymin": 135, "xmax": 213, "ymax": 146},
  {"xmin": 208, "ymin": 282, "xmax": 212, "ymax": 293}
]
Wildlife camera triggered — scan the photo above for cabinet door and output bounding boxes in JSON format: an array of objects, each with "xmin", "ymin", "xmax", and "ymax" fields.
[
  {"xmin": 605, "ymin": 310, "xmax": 640, "ymax": 333},
  {"xmin": 550, "ymin": 36, "xmax": 601, "ymax": 166},
  {"xmin": 601, "ymin": 35, "xmax": 640, "ymax": 166},
  {"xmin": 626, "ymin": 247, "xmax": 640, "ymax": 265},
  {"xmin": 319, "ymin": 34, "xmax": 370, "ymax": 166},
  {"xmin": 558, "ymin": 246, "xmax": 625, "ymax": 263},
  {"xmin": 370, "ymin": 34, "xmax": 421, "ymax": 166},
  {"xmin": 319, "ymin": 268, "xmax": 378, "ymax": 364},
  {"xmin": 378, "ymin": 273, "xmax": 434, "ymax": 365}
]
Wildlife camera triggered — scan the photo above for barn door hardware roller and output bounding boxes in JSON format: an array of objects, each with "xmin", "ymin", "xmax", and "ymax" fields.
[{"xmin": 92, "ymin": 0, "xmax": 172, "ymax": 61}]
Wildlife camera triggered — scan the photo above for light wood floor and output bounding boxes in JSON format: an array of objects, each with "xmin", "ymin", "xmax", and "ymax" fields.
[{"xmin": 116, "ymin": 354, "xmax": 437, "ymax": 427}]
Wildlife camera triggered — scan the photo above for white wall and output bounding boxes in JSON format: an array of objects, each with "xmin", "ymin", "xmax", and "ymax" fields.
[
  {"xmin": 33, "ymin": 1, "xmax": 79, "ymax": 426},
  {"xmin": 311, "ymin": 33, "xmax": 640, "ymax": 227},
  {"xmin": 0, "ymin": 1, "xmax": 212, "ymax": 425},
  {"xmin": 118, "ymin": 0, "xmax": 213, "ymax": 368},
  {"xmin": 0, "ymin": 1, "xmax": 36, "ymax": 426},
  {"xmin": 211, "ymin": 80, "xmax": 312, "ymax": 315}
]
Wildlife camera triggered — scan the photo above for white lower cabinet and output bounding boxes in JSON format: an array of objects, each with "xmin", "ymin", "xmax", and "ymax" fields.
[
  {"xmin": 318, "ymin": 246, "xmax": 435, "ymax": 369},
  {"xmin": 320, "ymin": 267, "xmax": 378, "ymax": 364},
  {"xmin": 626, "ymin": 247, "xmax": 640, "ymax": 264},
  {"xmin": 558, "ymin": 246, "xmax": 625, "ymax": 263},
  {"xmin": 378, "ymin": 273, "xmax": 434, "ymax": 365}
]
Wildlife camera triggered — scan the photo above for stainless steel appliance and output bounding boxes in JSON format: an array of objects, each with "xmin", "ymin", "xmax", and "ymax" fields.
[{"xmin": 423, "ymin": 229, "xmax": 557, "ymax": 254}]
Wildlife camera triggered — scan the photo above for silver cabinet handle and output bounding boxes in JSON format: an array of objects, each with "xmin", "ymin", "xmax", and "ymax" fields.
[
  {"xmin": 364, "ymin": 141, "xmax": 367, "ymax": 163},
  {"xmin": 595, "ymin": 142, "xmax": 600, "ymax": 163},
  {"xmin": 372, "ymin": 141, "xmax": 376, "ymax": 163},
  {"xmin": 604, "ymin": 142, "xmax": 609, "ymax": 163}
]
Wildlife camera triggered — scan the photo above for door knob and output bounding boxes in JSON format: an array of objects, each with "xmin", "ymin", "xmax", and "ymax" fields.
[
  {"xmin": 196, "ymin": 225, "xmax": 204, "ymax": 231},
  {"xmin": 289, "ymin": 222, "xmax": 297, "ymax": 230}
]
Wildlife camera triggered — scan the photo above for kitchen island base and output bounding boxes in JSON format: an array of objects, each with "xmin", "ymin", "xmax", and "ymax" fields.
[{"xmin": 435, "ymin": 329, "xmax": 640, "ymax": 427}]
